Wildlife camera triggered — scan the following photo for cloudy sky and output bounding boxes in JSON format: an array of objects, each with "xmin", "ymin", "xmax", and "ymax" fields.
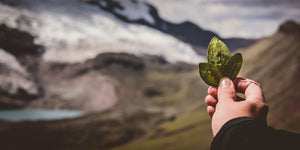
[{"xmin": 144, "ymin": 0, "xmax": 300, "ymax": 38}]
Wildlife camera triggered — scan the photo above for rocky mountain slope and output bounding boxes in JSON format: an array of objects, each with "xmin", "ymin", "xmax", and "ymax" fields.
[
  {"xmin": 0, "ymin": 24, "xmax": 43, "ymax": 106},
  {"xmin": 0, "ymin": 20, "xmax": 298, "ymax": 150},
  {"xmin": 240, "ymin": 20, "xmax": 300, "ymax": 131},
  {"xmin": 110, "ymin": 20, "xmax": 300, "ymax": 150},
  {"xmin": 0, "ymin": 13, "xmax": 209, "ymax": 147},
  {"xmin": 0, "ymin": 0, "xmax": 256, "ymax": 110},
  {"xmin": 0, "ymin": 0, "xmax": 203, "ymax": 64},
  {"xmin": 0, "ymin": 0, "xmax": 255, "ymax": 63},
  {"xmin": 0, "ymin": 52, "xmax": 208, "ymax": 150},
  {"xmin": 85, "ymin": 0, "xmax": 256, "ymax": 55}
]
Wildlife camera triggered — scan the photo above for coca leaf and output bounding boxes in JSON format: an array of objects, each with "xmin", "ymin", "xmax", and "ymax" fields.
[
  {"xmin": 199, "ymin": 63, "xmax": 222, "ymax": 87},
  {"xmin": 224, "ymin": 53, "xmax": 243, "ymax": 80},
  {"xmin": 207, "ymin": 37, "xmax": 231, "ymax": 68},
  {"xmin": 199, "ymin": 37, "xmax": 243, "ymax": 86}
]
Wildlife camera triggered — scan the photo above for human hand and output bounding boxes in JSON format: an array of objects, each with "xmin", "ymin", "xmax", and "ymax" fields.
[{"xmin": 205, "ymin": 77, "xmax": 269, "ymax": 136}]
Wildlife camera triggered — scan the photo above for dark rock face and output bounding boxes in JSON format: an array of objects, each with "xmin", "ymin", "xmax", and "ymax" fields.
[
  {"xmin": 0, "ymin": 24, "xmax": 44, "ymax": 56},
  {"xmin": 86, "ymin": 0, "xmax": 153, "ymax": 26},
  {"xmin": 0, "ymin": 24, "xmax": 44, "ymax": 104},
  {"xmin": 91, "ymin": 53, "xmax": 145, "ymax": 71},
  {"xmin": 0, "ymin": 49, "xmax": 41, "ymax": 101},
  {"xmin": 143, "ymin": 87, "xmax": 163, "ymax": 97},
  {"xmin": 143, "ymin": 55, "xmax": 168, "ymax": 65},
  {"xmin": 278, "ymin": 20, "xmax": 300, "ymax": 35},
  {"xmin": 223, "ymin": 38, "xmax": 258, "ymax": 52}
]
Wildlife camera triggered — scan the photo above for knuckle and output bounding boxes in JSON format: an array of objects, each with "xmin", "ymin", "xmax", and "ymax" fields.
[
  {"xmin": 253, "ymin": 82, "xmax": 261, "ymax": 88},
  {"xmin": 248, "ymin": 79, "xmax": 261, "ymax": 88},
  {"xmin": 248, "ymin": 101, "xmax": 257, "ymax": 109},
  {"xmin": 260, "ymin": 103, "xmax": 269, "ymax": 113},
  {"xmin": 258, "ymin": 101, "xmax": 268, "ymax": 110},
  {"xmin": 248, "ymin": 101, "xmax": 268, "ymax": 112}
]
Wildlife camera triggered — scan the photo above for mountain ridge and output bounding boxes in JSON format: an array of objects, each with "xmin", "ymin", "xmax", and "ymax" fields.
[
  {"xmin": 0, "ymin": 0, "xmax": 204, "ymax": 64},
  {"xmin": 85, "ymin": 0, "xmax": 257, "ymax": 55},
  {"xmin": 240, "ymin": 20, "xmax": 300, "ymax": 131}
]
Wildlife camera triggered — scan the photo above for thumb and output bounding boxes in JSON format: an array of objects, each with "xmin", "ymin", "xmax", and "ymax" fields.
[{"xmin": 217, "ymin": 77, "xmax": 236, "ymax": 103}]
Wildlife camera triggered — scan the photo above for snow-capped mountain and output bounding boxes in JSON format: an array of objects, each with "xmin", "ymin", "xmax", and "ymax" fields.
[
  {"xmin": 85, "ymin": 0, "xmax": 256, "ymax": 55},
  {"xmin": 0, "ymin": 0, "xmax": 205, "ymax": 64}
]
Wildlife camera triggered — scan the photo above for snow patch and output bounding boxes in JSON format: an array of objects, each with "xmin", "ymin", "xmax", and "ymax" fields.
[
  {"xmin": 0, "ymin": 49, "xmax": 28, "ymax": 75},
  {"xmin": 113, "ymin": 0, "xmax": 155, "ymax": 25},
  {"xmin": 0, "ymin": 49, "xmax": 38, "ymax": 96},
  {"xmin": 0, "ymin": 0, "xmax": 204, "ymax": 64}
]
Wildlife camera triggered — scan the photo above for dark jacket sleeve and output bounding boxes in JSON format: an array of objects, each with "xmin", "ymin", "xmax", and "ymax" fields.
[{"xmin": 211, "ymin": 117, "xmax": 300, "ymax": 150}]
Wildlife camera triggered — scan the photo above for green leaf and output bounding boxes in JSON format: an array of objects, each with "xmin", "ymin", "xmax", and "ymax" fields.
[
  {"xmin": 223, "ymin": 53, "xmax": 243, "ymax": 80},
  {"xmin": 198, "ymin": 37, "xmax": 243, "ymax": 86},
  {"xmin": 199, "ymin": 63, "xmax": 223, "ymax": 86},
  {"xmin": 207, "ymin": 37, "xmax": 231, "ymax": 68}
]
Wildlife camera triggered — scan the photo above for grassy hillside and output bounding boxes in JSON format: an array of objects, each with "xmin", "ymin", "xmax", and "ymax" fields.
[
  {"xmin": 105, "ymin": 59, "xmax": 213, "ymax": 150},
  {"xmin": 240, "ymin": 20, "xmax": 300, "ymax": 132},
  {"xmin": 109, "ymin": 68, "xmax": 212, "ymax": 150},
  {"xmin": 112, "ymin": 21, "xmax": 300, "ymax": 150}
]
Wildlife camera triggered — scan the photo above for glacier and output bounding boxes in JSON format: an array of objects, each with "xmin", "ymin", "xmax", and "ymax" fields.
[{"xmin": 0, "ymin": 0, "xmax": 205, "ymax": 64}]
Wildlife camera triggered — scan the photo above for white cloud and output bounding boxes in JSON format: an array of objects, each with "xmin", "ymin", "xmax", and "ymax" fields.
[{"xmin": 144, "ymin": 0, "xmax": 300, "ymax": 38}]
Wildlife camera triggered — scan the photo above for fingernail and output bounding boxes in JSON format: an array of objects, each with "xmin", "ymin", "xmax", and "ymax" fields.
[{"xmin": 220, "ymin": 78, "xmax": 231, "ymax": 88}]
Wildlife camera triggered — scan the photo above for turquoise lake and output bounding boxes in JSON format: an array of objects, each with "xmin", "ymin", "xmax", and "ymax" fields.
[{"xmin": 0, "ymin": 109, "xmax": 84, "ymax": 122}]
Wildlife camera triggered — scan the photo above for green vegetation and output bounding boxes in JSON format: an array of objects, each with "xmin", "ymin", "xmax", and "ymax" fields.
[
  {"xmin": 199, "ymin": 37, "xmax": 243, "ymax": 86},
  {"xmin": 109, "ymin": 67, "xmax": 212, "ymax": 150},
  {"xmin": 111, "ymin": 104, "xmax": 212, "ymax": 150},
  {"xmin": 113, "ymin": 21, "xmax": 300, "ymax": 150}
]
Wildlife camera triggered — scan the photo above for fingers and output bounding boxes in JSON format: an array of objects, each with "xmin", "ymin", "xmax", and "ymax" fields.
[
  {"xmin": 245, "ymin": 83, "xmax": 265, "ymax": 102},
  {"xmin": 207, "ymin": 106, "xmax": 215, "ymax": 118},
  {"xmin": 234, "ymin": 77, "xmax": 265, "ymax": 102},
  {"xmin": 206, "ymin": 88, "xmax": 218, "ymax": 118},
  {"xmin": 234, "ymin": 77, "xmax": 259, "ymax": 93},
  {"xmin": 217, "ymin": 77, "xmax": 236, "ymax": 102},
  {"xmin": 208, "ymin": 86, "xmax": 218, "ymax": 99},
  {"xmin": 205, "ymin": 95, "xmax": 218, "ymax": 107}
]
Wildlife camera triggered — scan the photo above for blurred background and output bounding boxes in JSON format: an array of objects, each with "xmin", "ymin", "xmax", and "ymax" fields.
[{"xmin": 0, "ymin": 0, "xmax": 299, "ymax": 150}]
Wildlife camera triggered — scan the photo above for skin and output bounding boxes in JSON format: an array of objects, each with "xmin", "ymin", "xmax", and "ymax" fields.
[{"xmin": 205, "ymin": 77, "xmax": 269, "ymax": 136}]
